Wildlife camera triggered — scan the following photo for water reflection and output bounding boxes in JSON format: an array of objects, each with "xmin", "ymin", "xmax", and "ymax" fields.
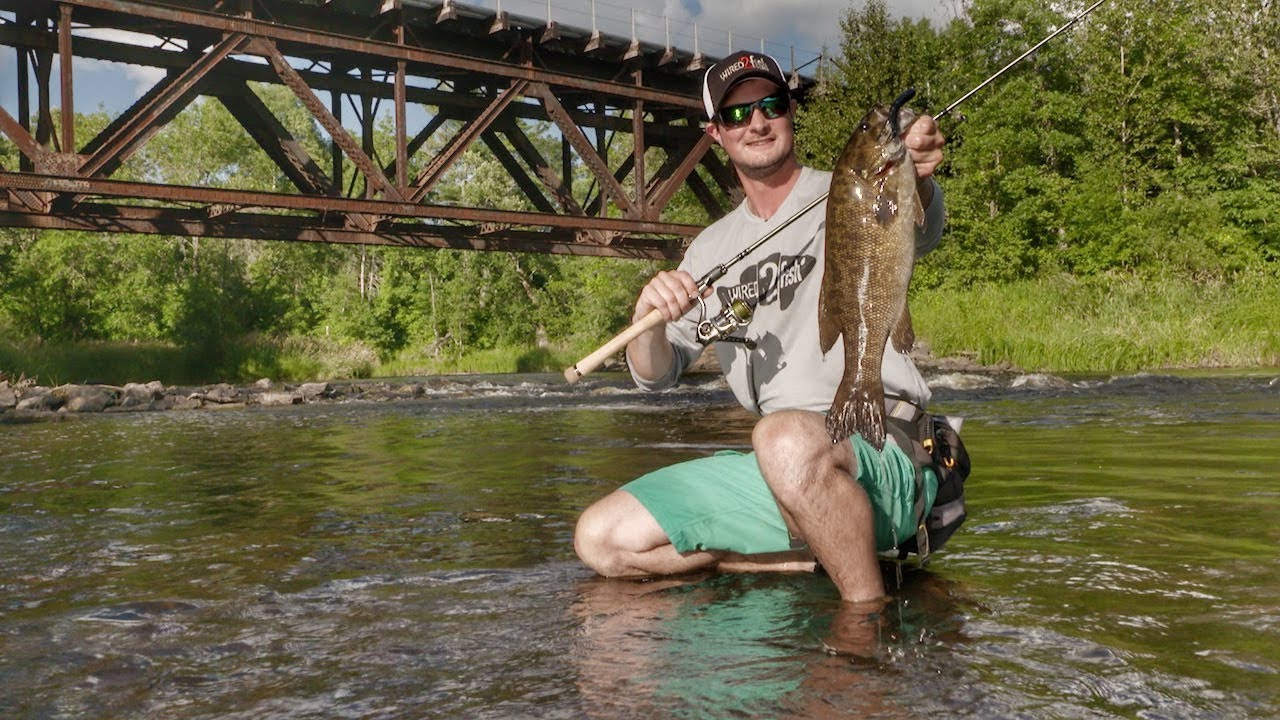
[
  {"xmin": 2, "ymin": 372, "xmax": 1278, "ymax": 718},
  {"xmin": 571, "ymin": 568, "xmax": 979, "ymax": 720}
]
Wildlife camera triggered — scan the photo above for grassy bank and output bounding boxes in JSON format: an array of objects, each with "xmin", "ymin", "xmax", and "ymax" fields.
[
  {"xmin": 912, "ymin": 271, "xmax": 1280, "ymax": 372},
  {"xmin": 4, "ymin": 272, "xmax": 1278, "ymax": 386},
  {"xmin": 0, "ymin": 332, "xmax": 379, "ymax": 386}
]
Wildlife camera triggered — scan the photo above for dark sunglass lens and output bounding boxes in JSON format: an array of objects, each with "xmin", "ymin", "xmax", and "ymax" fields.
[
  {"xmin": 759, "ymin": 95, "xmax": 788, "ymax": 118},
  {"xmin": 722, "ymin": 104, "xmax": 752, "ymax": 125},
  {"xmin": 720, "ymin": 93, "xmax": 788, "ymax": 126}
]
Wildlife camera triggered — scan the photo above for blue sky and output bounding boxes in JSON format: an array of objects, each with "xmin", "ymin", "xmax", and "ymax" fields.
[{"xmin": 0, "ymin": 0, "xmax": 956, "ymax": 133}]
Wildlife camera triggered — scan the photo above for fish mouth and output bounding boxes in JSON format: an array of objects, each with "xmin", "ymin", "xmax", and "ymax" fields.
[
  {"xmin": 873, "ymin": 158, "xmax": 897, "ymax": 178},
  {"xmin": 869, "ymin": 138, "xmax": 906, "ymax": 178}
]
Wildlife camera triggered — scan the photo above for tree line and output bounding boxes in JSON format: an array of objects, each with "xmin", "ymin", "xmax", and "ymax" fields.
[{"xmin": 1, "ymin": 0, "xmax": 1275, "ymax": 378}]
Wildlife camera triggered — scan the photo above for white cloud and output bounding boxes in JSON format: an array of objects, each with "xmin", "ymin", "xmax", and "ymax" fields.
[{"xmin": 73, "ymin": 28, "xmax": 177, "ymax": 99}]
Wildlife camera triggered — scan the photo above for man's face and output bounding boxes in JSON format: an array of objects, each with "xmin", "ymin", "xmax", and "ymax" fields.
[{"xmin": 707, "ymin": 78, "xmax": 797, "ymax": 180}]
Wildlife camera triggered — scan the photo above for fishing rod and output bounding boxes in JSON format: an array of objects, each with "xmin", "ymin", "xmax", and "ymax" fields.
[{"xmin": 563, "ymin": 0, "xmax": 1108, "ymax": 384}]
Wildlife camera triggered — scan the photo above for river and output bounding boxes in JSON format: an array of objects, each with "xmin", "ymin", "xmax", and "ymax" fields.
[{"xmin": 2, "ymin": 370, "xmax": 1278, "ymax": 719}]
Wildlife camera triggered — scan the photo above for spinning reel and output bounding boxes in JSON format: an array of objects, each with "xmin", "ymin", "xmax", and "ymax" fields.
[{"xmin": 695, "ymin": 297, "xmax": 756, "ymax": 349}]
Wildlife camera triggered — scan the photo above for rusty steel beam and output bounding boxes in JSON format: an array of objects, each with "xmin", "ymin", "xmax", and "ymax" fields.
[
  {"xmin": 50, "ymin": 0, "xmax": 704, "ymax": 109},
  {"xmin": 529, "ymin": 81, "xmax": 635, "ymax": 219},
  {"xmin": 0, "ymin": 0, "xmax": 775, "ymax": 256},
  {"xmin": 250, "ymin": 36, "xmax": 405, "ymax": 202},
  {"xmin": 0, "ymin": 205, "xmax": 681, "ymax": 259},
  {"xmin": 0, "ymin": 170, "xmax": 702, "ymax": 237},
  {"xmin": 0, "ymin": 106, "xmax": 48, "ymax": 166},
  {"xmin": 480, "ymin": 131, "xmax": 558, "ymax": 214},
  {"xmin": 58, "ymin": 5, "xmax": 73, "ymax": 153},
  {"xmin": 409, "ymin": 79, "xmax": 529, "ymax": 204},
  {"xmin": 647, "ymin": 132, "xmax": 720, "ymax": 216},
  {"xmin": 213, "ymin": 82, "xmax": 339, "ymax": 196},
  {"xmin": 80, "ymin": 32, "xmax": 248, "ymax": 177},
  {"xmin": 498, "ymin": 121, "xmax": 594, "ymax": 220},
  {"xmin": 385, "ymin": 111, "xmax": 448, "ymax": 182},
  {"xmin": 0, "ymin": 24, "xmax": 707, "ymax": 144}
]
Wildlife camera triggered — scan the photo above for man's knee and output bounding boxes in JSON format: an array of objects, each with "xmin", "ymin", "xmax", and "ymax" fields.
[
  {"xmin": 574, "ymin": 491, "xmax": 658, "ymax": 578},
  {"xmin": 753, "ymin": 410, "xmax": 853, "ymax": 504},
  {"xmin": 753, "ymin": 410, "xmax": 821, "ymax": 459}
]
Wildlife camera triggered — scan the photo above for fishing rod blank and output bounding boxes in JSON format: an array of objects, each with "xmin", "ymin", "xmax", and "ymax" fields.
[{"xmin": 563, "ymin": 0, "xmax": 1108, "ymax": 384}]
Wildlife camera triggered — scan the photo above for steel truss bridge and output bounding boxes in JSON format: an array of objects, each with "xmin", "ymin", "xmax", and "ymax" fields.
[{"xmin": 0, "ymin": 0, "xmax": 810, "ymax": 259}]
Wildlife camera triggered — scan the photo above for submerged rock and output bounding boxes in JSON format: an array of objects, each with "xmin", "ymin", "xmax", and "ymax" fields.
[
  {"xmin": 259, "ymin": 391, "xmax": 301, "ymax": 406},
  {"xmin": 928, "ymin": 373, "xmax": 998, "ymax": 391},
  {"xmin": 1011, "ymin": 373, "xmax": 1071, "ymax": 390}
]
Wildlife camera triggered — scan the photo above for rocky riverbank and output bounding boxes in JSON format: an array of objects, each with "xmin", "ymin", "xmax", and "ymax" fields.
[
  {"xmin": 0, "ymin": 349, "xmax": 1028, "ymax": 424},
  {"xmin": 0, "ymin": 378, "xmax": 437, "ymax": 423}
]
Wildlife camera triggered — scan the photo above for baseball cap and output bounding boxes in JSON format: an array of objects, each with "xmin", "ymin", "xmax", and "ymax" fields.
[{"xmin": 701, "ymin": 50, "xmax": 790, "ymax": 121}]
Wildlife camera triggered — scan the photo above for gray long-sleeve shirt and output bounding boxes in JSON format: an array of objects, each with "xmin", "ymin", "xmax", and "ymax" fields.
[{"xmin": 631, "ymin": 166, "xmax": 945, "ymax": 416}]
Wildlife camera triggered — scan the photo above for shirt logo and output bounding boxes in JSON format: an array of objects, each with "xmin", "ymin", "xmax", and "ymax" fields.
[{"xmin": 716, "ymin": 252, "xmax": 816, "ymax": 311}]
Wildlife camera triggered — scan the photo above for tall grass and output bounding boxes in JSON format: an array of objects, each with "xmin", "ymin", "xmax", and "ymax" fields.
[
  {"xmin": 5, "ymin": 272, "xmax": 1278, "ymax": 386},
  {"xmin": 912, "ymin": 271, "xmax": 1280, "ymax": 372},
  {"xmin": 0, "ymin": 330, "xmax": 378, "ymax": 386},
  {"xmin": 378, "ymin": 344, "xmax": 580, "ymax": 377}
]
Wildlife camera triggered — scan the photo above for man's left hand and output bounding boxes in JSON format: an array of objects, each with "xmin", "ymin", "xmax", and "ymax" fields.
[{"xmin": 905, "ymin": 115, "xmax": 945, "ymax": 179}]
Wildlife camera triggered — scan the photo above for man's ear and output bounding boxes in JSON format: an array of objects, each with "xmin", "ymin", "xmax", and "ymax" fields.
[{"xmin": 705, "ymin": 121, "xmax": 722, "ymax": 146}]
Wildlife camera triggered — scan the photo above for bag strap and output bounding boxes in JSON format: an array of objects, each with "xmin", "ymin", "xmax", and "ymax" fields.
[{"xmin": 886, "ymin": 414, "xmax": 936, "ymax": 563}]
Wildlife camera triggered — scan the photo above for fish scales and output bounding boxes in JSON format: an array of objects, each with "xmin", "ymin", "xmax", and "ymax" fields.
[{"xmin": 819, "ymin": 104, "xmax": 922, "ymax": 448}]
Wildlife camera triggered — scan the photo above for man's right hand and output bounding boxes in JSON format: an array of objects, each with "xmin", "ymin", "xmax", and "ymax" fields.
[
  {"xmin": 626, "ymin": 270, "xmax": 711, "ymax": 383},
  {"xmin": 633, "ymin": 270, "xmax": 707, "ymax": 323}
]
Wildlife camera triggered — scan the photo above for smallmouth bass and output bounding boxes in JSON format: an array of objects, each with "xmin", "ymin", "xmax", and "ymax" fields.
[{"xmin": 819, "ymin": 102, "xmax": 922, "ymax": 448}]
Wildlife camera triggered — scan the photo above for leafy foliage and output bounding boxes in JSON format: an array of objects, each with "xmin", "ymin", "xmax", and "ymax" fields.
[{"xmin": 1, "ymin": 0, "xmax": 1276, "ymax": 381}]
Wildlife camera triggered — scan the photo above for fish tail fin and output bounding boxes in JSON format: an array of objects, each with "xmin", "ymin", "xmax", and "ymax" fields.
[{"xmin": 826, "ymin": 383, "xmax": 886, "ymax": 449}]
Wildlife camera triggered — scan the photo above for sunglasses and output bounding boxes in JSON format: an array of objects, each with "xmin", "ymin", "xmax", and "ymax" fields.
[{"xmin": 717, "ymin": 92, "xmax": 790, "ymax": 127}]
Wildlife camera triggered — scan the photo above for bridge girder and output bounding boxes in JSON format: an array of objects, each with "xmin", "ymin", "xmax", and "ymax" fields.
[{"xmin": 0, "ymin": 0, "xmax": 807, "ymax": 258}]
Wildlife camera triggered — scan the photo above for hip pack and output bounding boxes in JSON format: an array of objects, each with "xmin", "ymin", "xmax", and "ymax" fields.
[{"xmin": 886, "ymin": 413, "xmax": 971, "ymax": 564}]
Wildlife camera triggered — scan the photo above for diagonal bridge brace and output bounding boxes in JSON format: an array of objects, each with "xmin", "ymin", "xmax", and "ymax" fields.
[
  {"xmin": 79, "ymin": 32, "xmax": 249, "ymax": 178},
  {"xmin": 408, "ymin": 79, "xmax": 530, "ymax": 204}
]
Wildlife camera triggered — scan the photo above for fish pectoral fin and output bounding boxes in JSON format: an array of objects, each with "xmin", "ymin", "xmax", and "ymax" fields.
[
  {"xmin": 890, "ymin": 304, "xmax": 915, "ymax": 353},
  {"xmin": 873, "ymin": 193, "xmax": 898, "ymax": 227},
  {"xmin": 913, "ymin": 188, "xmax": 925, "ymax": 227}
]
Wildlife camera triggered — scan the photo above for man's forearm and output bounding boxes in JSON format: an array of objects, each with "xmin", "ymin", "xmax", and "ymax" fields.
[{"xmin": 626, "ymin": 324, "xmax": 677, "ymax": 384}]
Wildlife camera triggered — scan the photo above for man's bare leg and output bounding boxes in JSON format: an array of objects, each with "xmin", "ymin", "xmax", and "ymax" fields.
[
  {"xmin": 574, "ymin": 490, "xmax": 720, "ymax": 577},
  {"xmin": 717, "ymin": 551, "xmax": 817, "ymax": 574},
  {"xmin": 752, "ymin": 409, "xmax": 886, "ymax": 602},
  {"xmin": 574, "ymin": 490, "xmax": 818, "ymax": 577}
]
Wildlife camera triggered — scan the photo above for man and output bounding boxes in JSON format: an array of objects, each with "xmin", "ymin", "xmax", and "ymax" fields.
[{"xmin": 574, "ymin": 51, "xmax": 947, "ymax": 604}]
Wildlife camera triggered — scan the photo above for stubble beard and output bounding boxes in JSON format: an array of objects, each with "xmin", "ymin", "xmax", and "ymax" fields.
[{"xmin": 730, "ymin": 129, "xmax": 795, "ymax": 182}]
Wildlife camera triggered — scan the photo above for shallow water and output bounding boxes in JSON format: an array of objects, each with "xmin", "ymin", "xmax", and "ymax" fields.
[{"xmin": 2, "ymin": 371, "xmax": 1278, "ymax": 719}]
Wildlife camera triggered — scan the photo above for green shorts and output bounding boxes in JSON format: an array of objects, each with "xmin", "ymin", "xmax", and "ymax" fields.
[{"xmin": 622, "ymin": 435, "xmax": 936, "ymax": 556}]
